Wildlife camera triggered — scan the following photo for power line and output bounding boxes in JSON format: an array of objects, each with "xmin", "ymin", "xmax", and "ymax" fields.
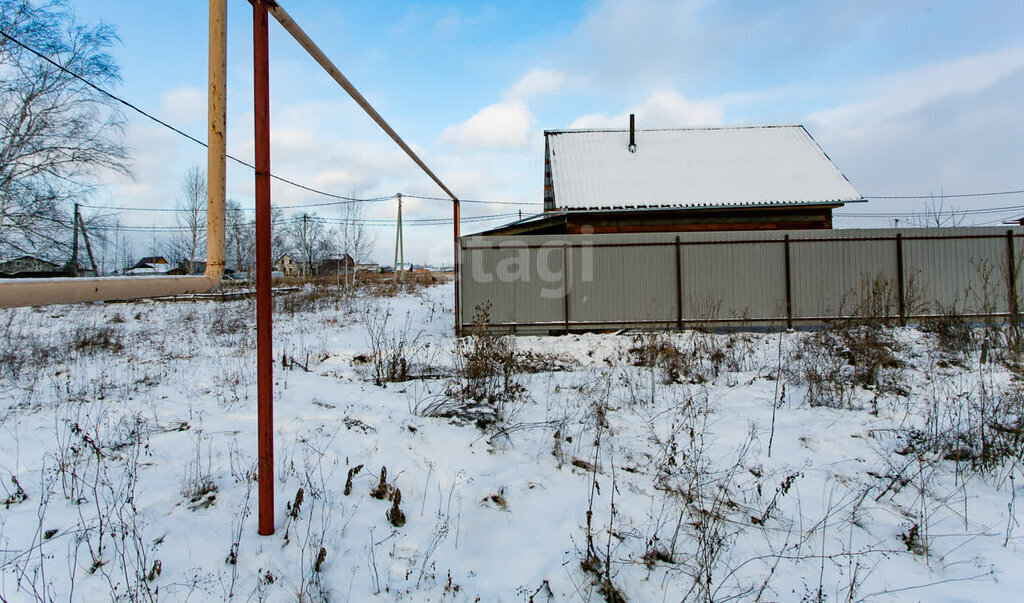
[
  {"xmin": 86, "ymin": 212, "xmax": 516, "ymax": 232},
  {"xmin": 402, "ymin": 194, "xmax": 537, "ymax": 206},
  {"xmin": 836, "ymin": 204, "xmax": 1024, "ymax": 219},
  {"xmin": 78, "ymin": 195, "xmax": 395, "ymax": 213},
  {"xmin": 864, "ymin": 189, "xmax": 1024, "ymax": 200},
  {"xmin": 11, "ymin": 23, "xmax": 1023, "ymax": 216},
  {"xmin": 0, "ymin": 29, "xmax": 393, "ymax": 207},
  {"xmin": 78, "ymin": 193, "xmax": 537, "ymax": 213}
]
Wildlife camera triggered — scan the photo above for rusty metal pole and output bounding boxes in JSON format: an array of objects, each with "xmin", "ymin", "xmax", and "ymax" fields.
[
  {"xmin": 253, "ymin": 0, "xmax": 275, "ymax": 536},
  {"xmin": 453, "ymin": 199, "xmax": 461, "ymax": 336}
]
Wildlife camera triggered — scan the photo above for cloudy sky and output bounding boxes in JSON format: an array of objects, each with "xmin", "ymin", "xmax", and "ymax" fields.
[{"xmin": 75, "ymin": 0, "xmax": 1024, "ymax": 265}]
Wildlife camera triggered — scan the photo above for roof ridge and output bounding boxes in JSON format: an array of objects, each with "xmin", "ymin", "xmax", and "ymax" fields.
[{"xmin": 544, "ymin": 124, "xmax": 805, "ymax": 135}]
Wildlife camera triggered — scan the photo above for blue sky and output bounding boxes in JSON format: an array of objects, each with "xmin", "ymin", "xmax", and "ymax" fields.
[{"xmin": 73, "ymin": 0, "xmax": 1024, "ymax": 264}]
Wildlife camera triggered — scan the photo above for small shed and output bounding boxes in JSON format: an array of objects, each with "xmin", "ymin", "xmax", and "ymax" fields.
[{"xmin": 318, "ymin": 254, "xmax": 355, "ymax": 275}]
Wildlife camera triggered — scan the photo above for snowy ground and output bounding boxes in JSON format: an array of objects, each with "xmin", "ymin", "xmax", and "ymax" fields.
[{"xmin": 1, "ymin": 282, "xmax": 1022, "ymax": 602}]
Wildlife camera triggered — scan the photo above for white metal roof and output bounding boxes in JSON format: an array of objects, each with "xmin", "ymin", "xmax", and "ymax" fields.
[{"xmin": 545, "ymin": 125, "xmax": 862, "ymax": 209}]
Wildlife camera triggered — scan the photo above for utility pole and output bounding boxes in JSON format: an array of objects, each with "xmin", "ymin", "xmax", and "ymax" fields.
[
  {"xmin": 393, "ymin": 193, "xmax": 404, "ymax": 283},
  {"xmin": 77, "ymin": 210, "xmax": 98, "ymax": 276},
  {"xmin": 70, "ymin": 203, "xmax": 80, "ymax": 276},
  {"xmin": 253, "ymin": 0, "xmax": 275, "ymax": 536},
  {"xmin": 301, "ymin": 214, "xmax": 309, "ymax": 279}
]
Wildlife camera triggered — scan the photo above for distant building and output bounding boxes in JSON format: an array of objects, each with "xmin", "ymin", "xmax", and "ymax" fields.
[
  {"xmin": 480, "ymin": 122, "xmax": 863, "ymax": 235},
  {"xmin": 317, "ymin": 254, "xmax": 355, "ymax": 275},
  {"xmin": 168, "ymin": 261, "xmax": 207, "ymax": 275},
  {"xmin": 274, "ymin": 254, "xmax": 299, "ymax": 277},
  {"xmin": 0, "ymin": 256, "xmax": 63, "ymax": 278},
  {"xmin": 355, "ymin": 263, "xmax": 379, "ymax": 273},
  {"xmin": 126, "ymin": 256, "xmax": 172, "ymax": 276}
]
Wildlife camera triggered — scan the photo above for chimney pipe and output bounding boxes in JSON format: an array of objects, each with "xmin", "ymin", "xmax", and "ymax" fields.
[{"xmin": 628, "ymin": 113, "xmax": 636, "ymax": 153}]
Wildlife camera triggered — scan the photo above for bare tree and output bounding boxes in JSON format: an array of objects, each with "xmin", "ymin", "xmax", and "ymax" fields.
[
  {"xmin": 225, "ymin": 199, "xmax": 253, "ymax": 275},
  {"xmin": 337, "ymin": 199, "xmax": 376, "ymax": 283},
  {"xmin": 911, "ymin": 193, "xmax": 966, "ymax": 228},
  {"xmin": 284, "ymin": 212, "xmax": 332, "ymax": 278},
  {"xmin": 170, "ymin": 167, "xmax": 206, "ymax": 273},
  {"xmin": 0, "ymin": 0, "xmax": 129, "ymax": 260},
  {"xmin": 270, "ymin": 205, "xmax": 286, "ymax": 269}
]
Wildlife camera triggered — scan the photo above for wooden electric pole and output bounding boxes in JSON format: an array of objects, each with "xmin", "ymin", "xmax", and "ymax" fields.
[
  {"xmin": 393, "ymin": 193, "xmax": 404, "ymax": 282},
  {"xmin": 77, "ymin": 210, "xmax": 98, "ymax": 276},
  {"xmin": 70, "ymin": 203, "xmax": 80, "ymax": 276},
  {"xmin": 301, "ymin": 213, "xmax": 309, "ymax": 279}
]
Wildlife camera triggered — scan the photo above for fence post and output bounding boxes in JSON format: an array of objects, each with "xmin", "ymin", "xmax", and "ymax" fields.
[
  {"xmin": 896, "ymin": 233, "xmax": 906, "ymax": 326},
  {"xmin": 675, "ymin": 236, "xmax": 683, "ymax": 331},
  {"xmin": 563, "ymin": 243, "xmax": 570, "ymax": 335},
  {"xmin": 1007, "ymin": 230, "xmax": 1018, "ymax": 325},
  {"xmin": 783, "ymin": 235, "xmax": 793, "ymax": 329}
]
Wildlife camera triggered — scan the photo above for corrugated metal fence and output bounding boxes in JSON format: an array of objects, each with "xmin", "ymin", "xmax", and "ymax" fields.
[{"xmin": 457, "ymin": 227, "xmax": 1023, "ymax": 334}]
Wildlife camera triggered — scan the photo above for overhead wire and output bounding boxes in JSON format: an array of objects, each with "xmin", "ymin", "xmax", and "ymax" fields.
[
  {"xmin": 85, "ymin": 212, "xmax": 517, "ymax": 232},
  {"xmin": 863, "ymin": 189, "xmax": 1024, "ymax": 200},
  {"xmin": 0, "ymin": 29, "xmax": 401, "ymax": 206},
  {"xmin": 6, "ymin": 26, "xmax": 1023, "ymax": 223},
  {"xmin": 835, "ymin": 204, "xmax": 1024, "ymax": 219}
]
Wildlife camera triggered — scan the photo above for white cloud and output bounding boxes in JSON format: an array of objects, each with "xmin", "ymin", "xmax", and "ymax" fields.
[
  {"xmin": 158, "ymin": 86, "xmax": 205, "ymax": 125},
  {"xmin": 808, "ymin": 58, "xmax": 1024, "ymax": 209},
  {"xmin": 810, "ymin": 45, "xmax": 1024, "ymax": 136},
  {"xmin": 569, "ymin": 89, "xmax": 723, "ymax": 129},
  {"xmin": 436, "ymin": 101, "xmax": 534, "ymax": 149},
  {"xmin": 505, "ymin": 69, "xmax": 568, "ymax": 100}
]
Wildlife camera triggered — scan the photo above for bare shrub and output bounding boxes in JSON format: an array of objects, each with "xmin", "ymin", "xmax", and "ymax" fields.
[
  {"xmin": 627, "ymin": 329, "xmax": 751, "ymax": 387},
  {"xmin": 181, "ymin": 431, "xmax": 217, "ymax": 505},
  {"xmin": 276, "ymin": 280, "xmax": 348, "ymax": 315},
  {"xmin": 208, "ymin": 301, "xmax": 252, "ymax": 337},
  {"xmin": 48, "ymin": 404, "xmax": 161, "ymax": 600},
  {"xmin": 788, "ymin": 323, "xmax": 906, "ymax": 408},
  {"xmin": 903, "ymin": 375, "xmax": 1024, "ymax": 474},
  {"xmin": 362, "ymin": 304, "xmax": 422, "ymax": 385},
  {"xmin": 72, "ymin": 324, "xmax": 124, "ymax": 355},
  {"xmin": 419, "ymin": 304, "xmax": 527, "ymax": 430},
  {"xmin": 0, "ymin": 313, "xmax": 64, "ymax": 386},
  {"xmin": 359, "ymin": 271, "xmax": 435, "ymax": 298},
  {"xmin": 853, "ymin": 273, "xmax": 899, "ymax": 321},
  {"xmin": 920, "ymin": 309, "xmax": 976, "ymax": 367}
]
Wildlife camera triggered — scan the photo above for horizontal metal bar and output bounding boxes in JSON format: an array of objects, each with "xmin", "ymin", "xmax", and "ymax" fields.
[
  {"xmin": 265, "ymin": 1, "xmax": 457, "ymax": 202},
  {"xmin": 0, "ymin": 0, "xmax": 227, "ymax": 309},
  {"xmin": 460, "ymin": 232, "xmax": 1024, "ymax": 251},
  {"xmin": 461, "ymin": 312, "xmax": 1017, "ymax": 331}
]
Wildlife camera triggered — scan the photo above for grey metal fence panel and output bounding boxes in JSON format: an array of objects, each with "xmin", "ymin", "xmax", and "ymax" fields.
[
  {"xmin": 790, "ymin": 238, "xmax": 899, "ymax": 320},
  {"xmin": 570, "ymin": 244, "xmax": 677, "ymax": 325},
  {"xmin": 458, "ymin": 227, "xmax": 1024, "ymax": 332},
  {"xmin": 902, "ymin": 235, "xmax": 1010, "ymax": 316},
  {"xmin": 680, "ymin": 239, "xmax": 787, "ymax": 322},
  {"xmin": 459, "ymin": 244, "xmax": 565, "ymax": 328}
]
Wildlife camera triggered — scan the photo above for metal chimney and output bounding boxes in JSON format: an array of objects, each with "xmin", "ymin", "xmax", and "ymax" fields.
[{"xmin": 628, "ymin": 113, "xmax": 636, "ymax": 153}]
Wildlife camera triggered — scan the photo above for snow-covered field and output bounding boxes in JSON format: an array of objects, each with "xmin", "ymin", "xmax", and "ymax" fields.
[{"xmin": 1, "ymin": 282, "xmax": 1022, "ymax": 602}]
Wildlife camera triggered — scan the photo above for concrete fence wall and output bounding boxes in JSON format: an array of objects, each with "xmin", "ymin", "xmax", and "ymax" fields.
[{"xmin": 457, "ymin": 227, "xmax": 1024, "ymax": 334}]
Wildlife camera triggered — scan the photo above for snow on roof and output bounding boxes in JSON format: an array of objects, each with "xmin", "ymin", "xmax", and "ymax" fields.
[{"xmin": 545, "ymin": 125, "xmax": 862, "ymax": 210}]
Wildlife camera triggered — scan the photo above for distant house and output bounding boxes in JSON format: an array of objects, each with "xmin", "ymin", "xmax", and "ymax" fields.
[
  {"xmin": 317, "ymin": 254, "xmax": 355, "ymax": 275},
  {"xmin": 167, "ymin": 261, "xmax": 235, "ymax": 277},
  {"xmin": 0, "ymin": 256, "xmax": 63, "ymax": 278},
  {"xmin": 274, "ymin": 254, "xmax": 299, "ymax": 277},
  {"xmin": 168, "ymin": 261, "xmax": 206, "ymax": 275},
  {"xmin": 132, "ymin": 256, "xmax": 169, "ymax": 270},
  {"xmin": 126, "ymin": 256, "xmax": 172, "ymax": 276},
  {"xmin": 355, "ymin": 263, "xmax": 379, "ymax": 273},
  {"xmin": 480, "ymin": 121, "xmax": 863, "ymax": 235}
]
